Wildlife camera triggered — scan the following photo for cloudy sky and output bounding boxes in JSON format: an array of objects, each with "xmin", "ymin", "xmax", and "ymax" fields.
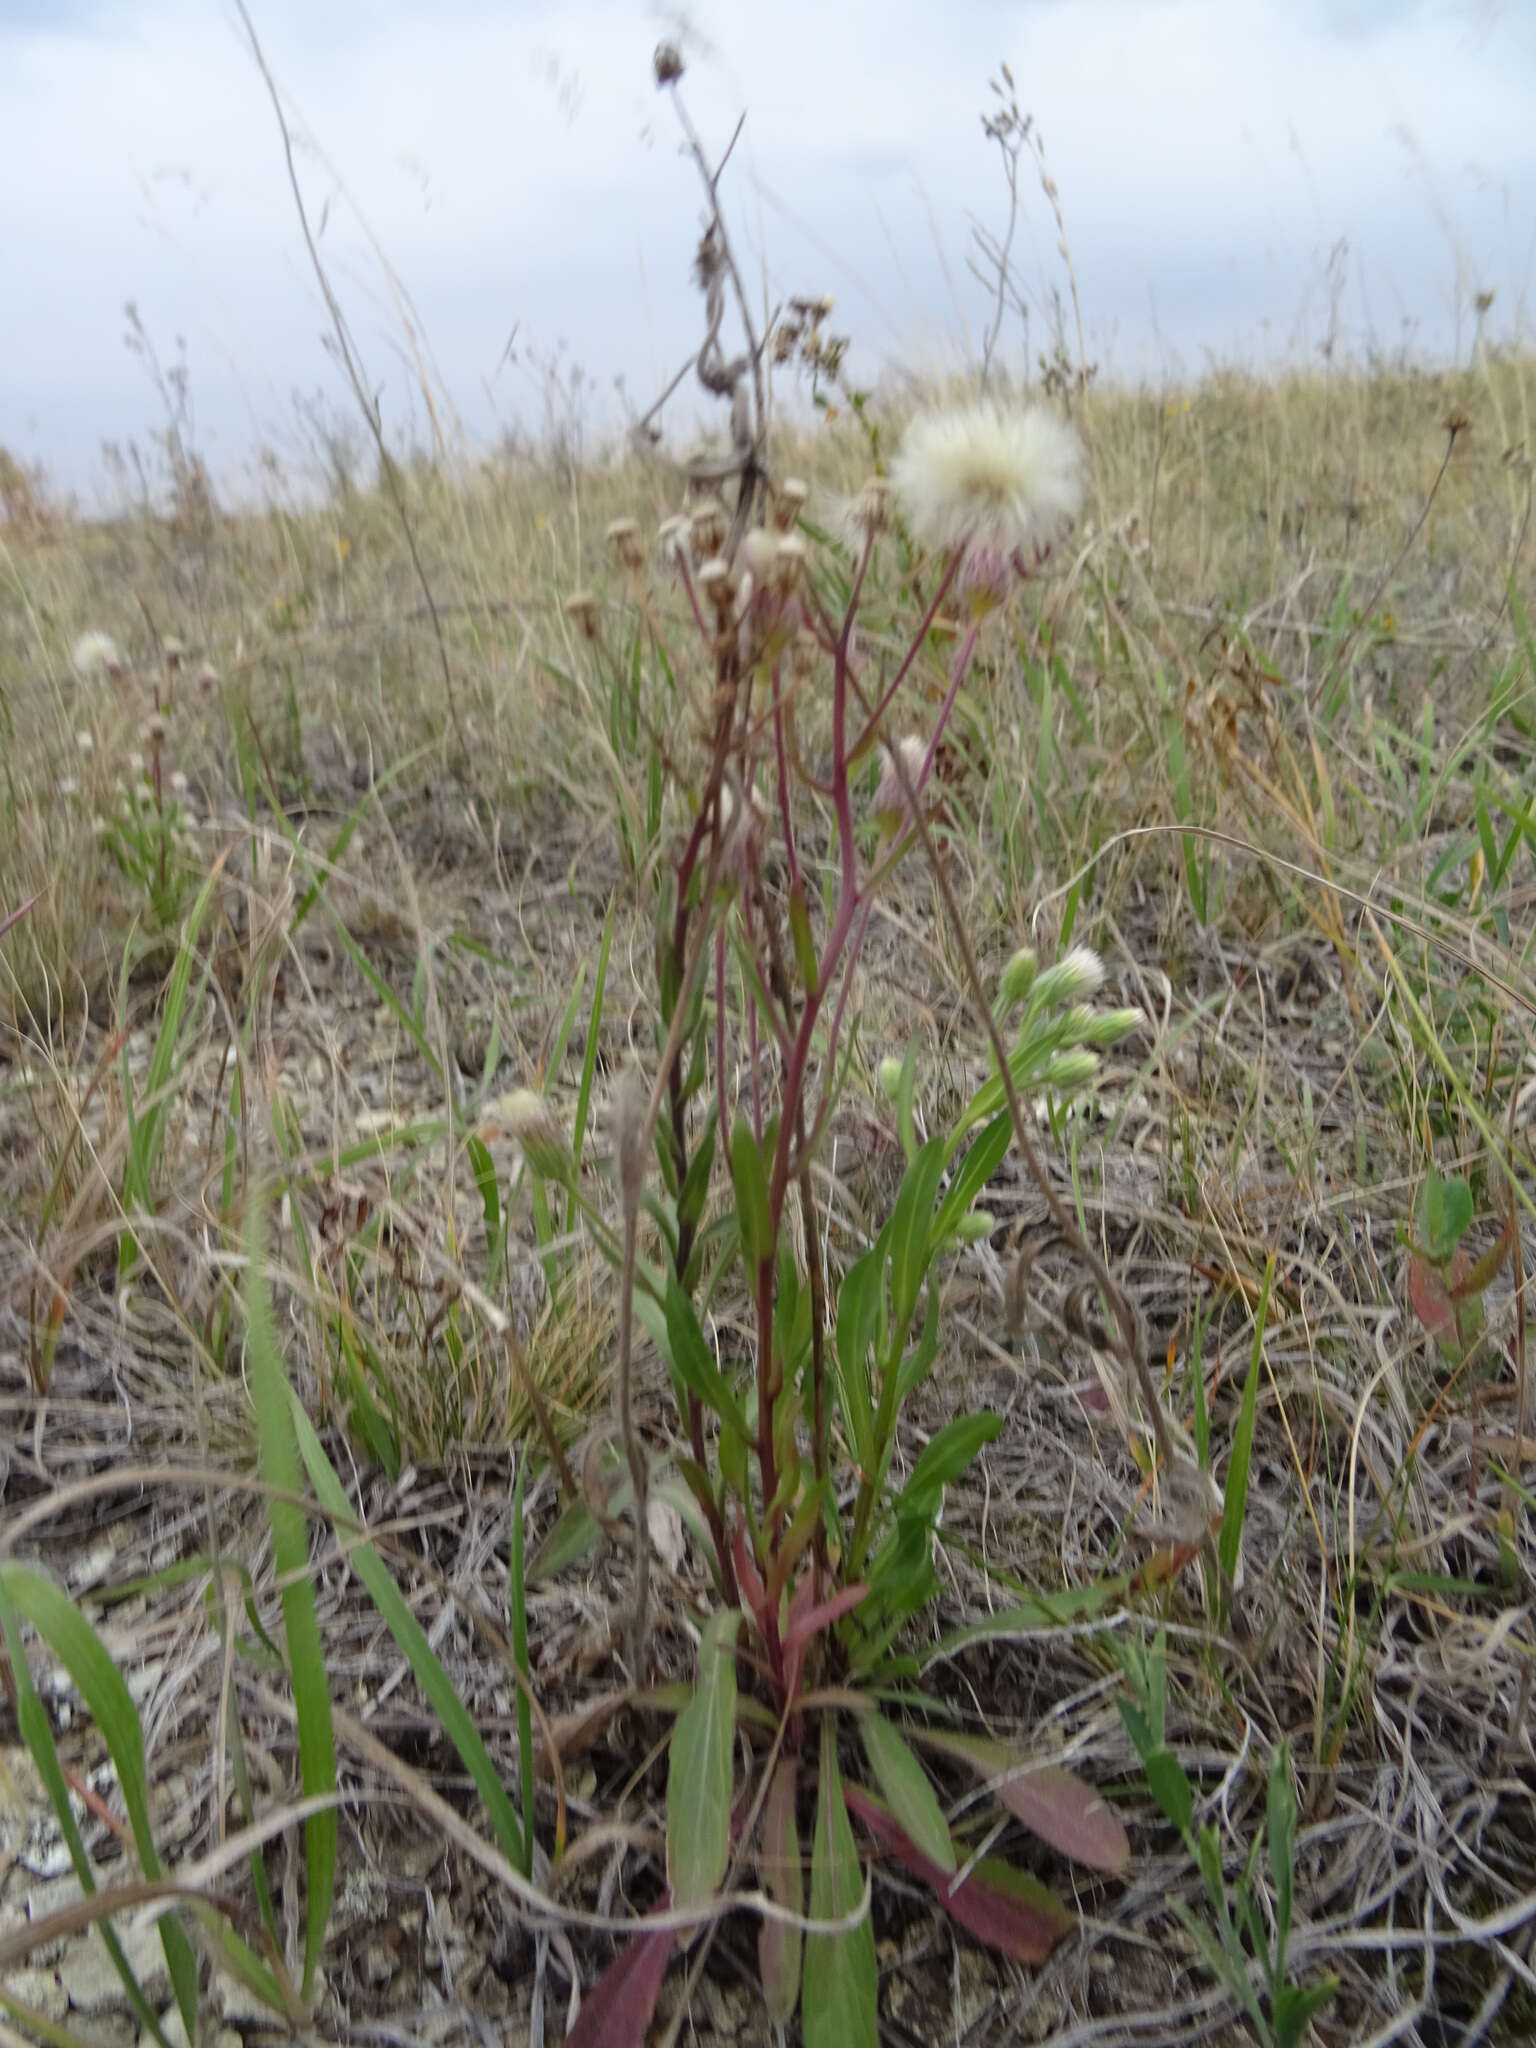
[{"xmin": 3, "ymin": 0, "xmax": 1533, "ymax": 502}]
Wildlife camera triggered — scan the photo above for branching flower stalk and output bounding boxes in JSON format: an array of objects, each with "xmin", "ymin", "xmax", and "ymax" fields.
[{"xmin": 605, "ymin": 388, "xmax": 1094, "ymax": 1705}]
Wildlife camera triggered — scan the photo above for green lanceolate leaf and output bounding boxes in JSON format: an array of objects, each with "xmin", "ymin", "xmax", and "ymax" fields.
[
  {"xmin": 858, "ymin": 1713, "xmax": 955, "ymax": 1874},
  {"xmin": 0, "ymin": 1568, "xmax": 198, "ymax": 2043},
  {"xmin": 1416, "ymin": 1165, "xmax": 1473, "ymax": 1263},
  {"xmin": 730, "ymin": 1118, "xmax": 772, "ymax": 1269},
  {"xmin": 931, "ymin": 1112, "xmax": 1011, "ymax": 1247},
  {"xmin": 758, "ymin": 1753, "xmax": 803, "ymax": 2024},
  {"xmin": 888, "ymin": 1135, "xmax": 947, "ymax": 1332},
  {"xmin": 664, "ymin": 1278, "xmax": 751, "ymax": 1439},
  {"xmin": 287, "ymin": 1392, "xmax": 528, "ymax": 1875},
  {"xmin": 896, "ymin": 1411, "xmax": 1003, "ymax": 1524},
  {"xmin": 803, "ymin": 1718, "xmax": 876, "ymax": 2048},
  {"xmin": 666, "ymin": 1609, "xmax": 741, "ymax": 1920},
  {"xmin": 834, "ymin": 1240, "xmax": 883, "ymax": 1470}
]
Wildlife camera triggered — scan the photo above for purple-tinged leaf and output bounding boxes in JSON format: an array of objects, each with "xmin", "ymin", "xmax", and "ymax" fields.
[
  {"xmin": 1408, "ymin": 1255, "xmax": 1455, "ymax": 1338},
  {"xmin": 782, "ymin": 1583, "xmax": 868, "ymax": 1703},
  {"xmin": 758, "ymin": 1752, "xmax": 802, "ymax": 2024},
  {"xmin": 566, "ymin": 1917, "xmax": 676, "ymax": 2048},
  {"xmin": 845, "ymin": 1785, "xmax": 1071, "ymax": 1963},
  {"xmin": 917, "ymin": 1730, "xmax": 1130, "ymax": 1873},
  {"xmin": 784, "ymin": 1583, "xmax": 869, "ymax": 1654}
]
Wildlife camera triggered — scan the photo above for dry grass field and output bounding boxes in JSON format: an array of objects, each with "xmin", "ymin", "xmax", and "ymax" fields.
[{"xmin": 1, "ymin": 51, "xmax": 1534, "ymax": 2048}]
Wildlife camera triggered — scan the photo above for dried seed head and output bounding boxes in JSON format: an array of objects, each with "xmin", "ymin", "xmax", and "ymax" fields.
[
  {"xmin": 695, "ymin": 556, "xmax": 737, "ymax": 621},
  {"xmin": 835, "ymin": 476, "xmax": 892, "ymax": 548},
  {"xmin": 653, "ymin": 39, "xmax": 684, "ymax": 86},
  {"xmin": 773, "ymin": 533, "xmax": 807, "ymax": 591},
  {"xmin": 195, "ymin": 661, "xmax": 220, "ymax": 694},
  {"xmin": 161, "ymin": 634, "xmax": 187, "ymax": 672},
  {"xmin": 873, "ymin": 734, "xmax": 928, "ymax": 832},
  {"xmin": 612, "ymin": 1065, "xmax": 650, "ymax": 1206},
  {"xmin": 689, "ymin": 497, "xmax": 728, "ymax": 558},
  {"xmin": 169, "ymin": 770, "xmax": 190, "ymax": 797},
  {"xmin": 72, "ymin": 630, "xmax": 125, "ymax": 681},
  {"xmin": 145, "ymin": 712, "xmax": 168, "ymax": 747},
  {"xmin": 657, "ymin": 513, "xmax": 691, "ymax": 566},
  {"xmin": 563, "ymin": 588, "xmax": 600, "ymax": 641},
  {"xmin": 606, "ymin": 516, "xmax": 645, "ymax": 572},
  {"xmin": 771, "ymin": 476, "xmax": 808, "ymax": 533},
  {"xmin": 75, "ymin": 729, "xmax": 95, "ymax": 756},
  {"xmin": 791, "ymin": 628, "xmax": 821, "ymax": 684},
  {"xmin": 738, "ymin": 526, "xmax": 779, "ymax": 582}
]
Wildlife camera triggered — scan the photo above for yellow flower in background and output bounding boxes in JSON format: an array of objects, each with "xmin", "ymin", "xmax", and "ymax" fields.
[{"xmin": 334, "ymin": 534, "xmax": 352, "ymax": 563}]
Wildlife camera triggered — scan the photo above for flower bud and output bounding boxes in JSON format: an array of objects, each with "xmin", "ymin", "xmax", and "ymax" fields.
[
  {"xmin": 877, "ymin": 1056, "xmax": 905, "ymax": 1097},
  {"xmin": 955, "ymin": 1209, "xmax": 994, "ymax": 1243},
  {"xmin": 957, "ymin": 545, "xmax": 1012, "ymax": 617},
  {"xmin": 1043, "ymin": 1049, "xmax": 1099, "ymax": 1090},
  {"xmin": 1076, "ymin": 1005, "xmax": 1145, "ymax": 1047},
  {"xmin": 493, "ymin": 1088, "xmax": 571, "ymax": 1183},
  {"xmin": 1028, "ymin": 946, "xmax": 1104, "ymax": 1010},
  {"xmin": 997, "ymin": 946, "xmax": 1038, "ymax": 1007},
  {"xmin": 612, "ymin": 1064, "xmax": 650, "ymax": 1205}
]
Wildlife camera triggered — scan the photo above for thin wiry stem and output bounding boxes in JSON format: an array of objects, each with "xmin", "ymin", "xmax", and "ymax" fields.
[{"xmin": 234, "ymin": 2, "xmax": 470, "ymax": 775}]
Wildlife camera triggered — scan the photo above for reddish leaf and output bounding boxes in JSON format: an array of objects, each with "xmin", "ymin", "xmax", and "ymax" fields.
[
  {"xmin": 566, "ymin": 1917, "xmax": 677, "ymax": 2048},
  {"xmin": 784, "ymin": 1583, "xmax": 869, "ymax": 1654},
  {"xmin": 782, "ymin": 1582, "xmax": 868, "ymax": 1702},
  {"xmin": 918, "ymin": 1731, "xmax": 1129, "ymax": 1873},
  {"xmin": 1408, "ymin": 1255, "xmax": 1455, "ymax": 1338},
  {"xmin": 845, "ymin": 1785, "xmax": 1071, "ymax": 1963},
  {"xmin": 733, "ymin": 1519, "xmax": 769, "ymax": 1628}
]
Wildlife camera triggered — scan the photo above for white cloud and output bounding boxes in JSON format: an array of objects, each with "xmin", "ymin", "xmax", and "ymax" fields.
[{"xmin": 2, "ymin": 0, "xmax": 1531, "ymax": 498}]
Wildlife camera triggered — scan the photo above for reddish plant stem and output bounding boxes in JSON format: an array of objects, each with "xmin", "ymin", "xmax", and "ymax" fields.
[{"xmin": 850, "ymin": 547, "xmax": 965, "ymax": 759}]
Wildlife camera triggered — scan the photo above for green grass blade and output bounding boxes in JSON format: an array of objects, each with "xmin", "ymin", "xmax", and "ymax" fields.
[
  {"xmin": 1219, "ymin": 1255, "xmax": 1274, "ymax": 1604},
  {"xmin": 0, "ymin": 1573, "xmax": 179, "ymax": 2048},
  {"xmin": 567, "ymin": 898, "xmax": 614, "ymax": 1225},
  {"xmin": 286, "ymin": 1387, "xmax": 527, "ymax": 1874},
  {"xmin": 245, "ymin": 1205, "xmax": 337, "ymax": 1995}
]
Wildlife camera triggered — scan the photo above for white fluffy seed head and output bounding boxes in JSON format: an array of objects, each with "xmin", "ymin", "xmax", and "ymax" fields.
[
  {"xmin": 72, "ymin": 630, "xmax": 124, "ymax": 680},
  {"xmin": 891, "ymin": 402, "xmax": 1085, "ymax": 557}
]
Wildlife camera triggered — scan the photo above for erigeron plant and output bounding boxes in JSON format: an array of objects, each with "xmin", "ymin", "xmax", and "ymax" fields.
[{"xmin": 531, "ymin": 139, "xmax": 1146, "ymax": 2039}]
